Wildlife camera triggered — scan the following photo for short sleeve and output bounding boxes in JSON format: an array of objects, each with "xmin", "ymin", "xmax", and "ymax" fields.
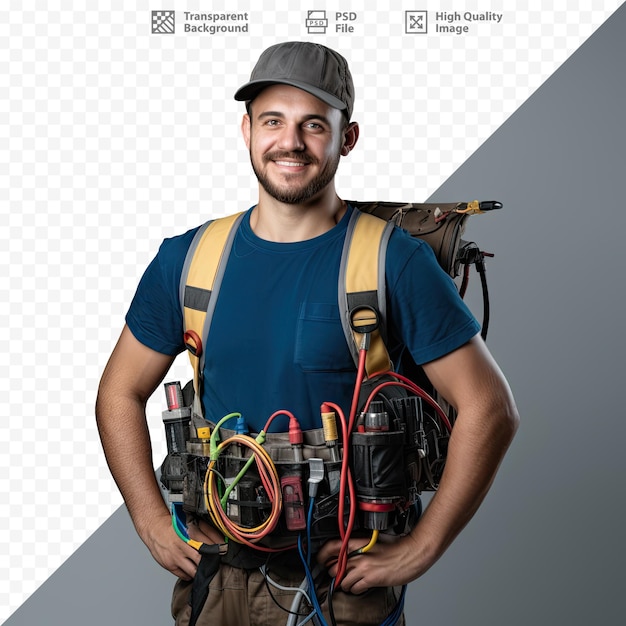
[
  {"xmin": 385, "ymin": 227, "xmax": 481, "ymax": 365},
  {"xmin": 125, "ymin": 227, "xmax": 199, "ymax": 356}
]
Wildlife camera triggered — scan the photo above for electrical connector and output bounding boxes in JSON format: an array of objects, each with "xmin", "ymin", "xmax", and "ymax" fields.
[
  {"xmin": 321, "ymin": 403, "xmax": 340, "ymax": 462},
  {"xmin": 288, "ymin": 415, "xmax": 303, "ymax": 446},
  {"xmin": 235, "ymin": 415, "xmax": 249, "ymax": 435},
  {"xmin": 307, "ymin": 458, "xmax": 325, "ymax": 498}
]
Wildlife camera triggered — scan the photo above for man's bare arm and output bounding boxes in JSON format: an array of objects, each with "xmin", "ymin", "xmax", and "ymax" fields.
[
  {"xmin": 317, "ymin": 334, "xmax": 520, "ymax": 592},
  {"xmin": 95, "ymin": 325, "xmax": 202, "ymax": 580}
]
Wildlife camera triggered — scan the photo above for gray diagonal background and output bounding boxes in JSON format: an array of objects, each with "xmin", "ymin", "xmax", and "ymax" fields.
[{"xmin": 6, "ymin": 4, "xmax": 626, "ymax": 625}]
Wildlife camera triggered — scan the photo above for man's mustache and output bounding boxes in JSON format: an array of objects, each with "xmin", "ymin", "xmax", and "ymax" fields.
[{"xmin": 263, "ymin": 151, "xmax": 317, "ymax": 165}]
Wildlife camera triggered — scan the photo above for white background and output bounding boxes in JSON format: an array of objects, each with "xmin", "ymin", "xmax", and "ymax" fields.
[{"xmin": 1, "ymin": 1, "xmax": 621, "ymax": 620}]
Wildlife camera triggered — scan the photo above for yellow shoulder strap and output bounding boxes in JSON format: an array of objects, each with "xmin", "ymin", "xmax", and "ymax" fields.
[
  {"xmin": 341, "ymin": 210, "xmax": 394, "ymax": 376},
  {"xmin": 181, "ymin": 212, "xmax": 245, "ymax": 394}
]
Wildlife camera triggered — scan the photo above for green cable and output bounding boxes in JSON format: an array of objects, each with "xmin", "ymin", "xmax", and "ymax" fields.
[
  {"xmin": 210, "ymin": 412, "xmax": 242, "ymax": 460},
  {"xmin": 219, "ymin": 430, "xmax": 266, "ymax": 509},
  {"xmin": 172, "ymin": 515, "xmax": 189, "ymax": 543}
]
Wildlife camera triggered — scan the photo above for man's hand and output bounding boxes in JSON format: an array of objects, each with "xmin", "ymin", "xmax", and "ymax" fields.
[
  {"xmin": 96, "ymin": 326, "xmax": 213, "ymax": 580},
  {"xmin": 316, "ymin": 533, "xmax": 426, "ymax": 594},
  {"xmin": 186, "ymin": 516, "xmax": 228, "ymax": 547},
  {"xmin": 142, "ymin": 511, "xmax": 202, "ymax": 581}
]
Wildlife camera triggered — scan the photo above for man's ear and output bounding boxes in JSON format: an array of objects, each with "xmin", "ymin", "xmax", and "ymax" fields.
[
  {"xmin": 241, "ymin": 114, "xmax": 251, "ymax": 150},
  {"xmin": 341, "ymin": 121, "xmax": 359, "ymax": 156}
]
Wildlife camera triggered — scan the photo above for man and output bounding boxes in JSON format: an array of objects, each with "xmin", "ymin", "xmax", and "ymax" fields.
[{"xmin": 96, "ymin": 41, "xmax": 519, "ymax": 625}]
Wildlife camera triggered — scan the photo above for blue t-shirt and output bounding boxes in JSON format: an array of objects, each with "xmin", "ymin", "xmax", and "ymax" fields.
[{"xmin": 126, "ymin": 206, "xmax": 480, "ymax": 431}]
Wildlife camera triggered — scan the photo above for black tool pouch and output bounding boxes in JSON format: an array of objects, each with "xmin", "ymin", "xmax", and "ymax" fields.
[{"xmin": 188, "ymin": 544, "xmax": 223, "ymax": 626}]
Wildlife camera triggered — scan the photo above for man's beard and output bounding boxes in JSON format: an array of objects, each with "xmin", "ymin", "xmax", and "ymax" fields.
[{"xmin": 250, "ymin": 149, "xmax": 341, "ymax": 205}]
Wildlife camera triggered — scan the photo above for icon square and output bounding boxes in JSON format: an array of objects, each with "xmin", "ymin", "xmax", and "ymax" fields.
[
  {"xmin": 405, "ymin": 11, "xmax": 427, "ymax": 34},
  {"xmin": 305, "ymin": 10, "xmax": 329, "ymax": 34},
  {"xmin": 152, "ymin": 10, "xmax": 175, "ymax": 34}
]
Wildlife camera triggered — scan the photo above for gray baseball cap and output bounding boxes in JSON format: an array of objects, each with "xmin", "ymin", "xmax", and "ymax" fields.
[{"xmin": 234, "ymin": 41, "xmax": 355, "ymax": 119}]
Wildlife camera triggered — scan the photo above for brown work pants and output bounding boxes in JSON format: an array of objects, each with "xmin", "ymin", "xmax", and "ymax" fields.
[{"xmin": 171, "ymin": 561, "xmax": 405, "ymax": 626}]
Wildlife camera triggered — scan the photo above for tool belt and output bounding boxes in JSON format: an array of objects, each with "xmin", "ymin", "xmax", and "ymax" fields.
[{"xmin": 160, "ymin": 373, "xmax": 450, "ymax": 552}]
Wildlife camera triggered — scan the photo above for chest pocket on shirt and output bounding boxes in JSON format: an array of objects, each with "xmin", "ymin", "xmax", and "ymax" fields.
[{"xmin": 295, "ymin": 302, "xmax": 355, "ymax": 372}]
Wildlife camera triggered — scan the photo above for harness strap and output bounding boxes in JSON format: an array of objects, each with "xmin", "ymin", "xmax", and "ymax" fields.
[
  {"xmin": 181, "ymin": 212, "xmax": 245, "ymax": 401},
  {"xmin": 339, "ymin": 210, "xmax": 394, "ymax": 376}
]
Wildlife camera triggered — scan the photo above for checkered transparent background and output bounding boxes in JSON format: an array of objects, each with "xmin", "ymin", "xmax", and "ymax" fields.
[{"xmin": 0, "ymin": 0, "xmax": 621, "ymax": 620}]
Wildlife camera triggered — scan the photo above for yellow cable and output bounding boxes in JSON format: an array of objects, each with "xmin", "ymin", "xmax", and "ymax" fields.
[
  {"xmin": 203, "ymin": 432, "xmax": 282, "ymax": 544},
  {"xmin": 357, "ymin": 529, "xmax": 379, "ymax": 554},
  {"xmin": 187, "ymin": 539, "xmax": 203, "ymax": 551}
]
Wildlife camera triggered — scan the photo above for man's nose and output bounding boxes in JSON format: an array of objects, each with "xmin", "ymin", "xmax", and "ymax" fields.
[{"xmin": 277, "ymin": 124, "xmax": 305, "ymax": 151}]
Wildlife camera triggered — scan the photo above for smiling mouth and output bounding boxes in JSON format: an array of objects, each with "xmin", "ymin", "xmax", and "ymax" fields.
[
  {"xmin": 273, "ymin": 160, "xmax": 308, "ymax": 168},
  {"xmin": 265, "ymin": 151, "xmax": 315, "ymax": 168}
]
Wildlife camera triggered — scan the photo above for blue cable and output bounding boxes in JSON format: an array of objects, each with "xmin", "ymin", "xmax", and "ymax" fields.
[
  {"xmin": 298, "ymin": 496, "xmax": 329, "ymax": 626},
  {"xmin": 301, "ymin": 488, "xmax": 408, "ymax": 626},
  {"xmin": 172, "ymin": 502, "xmax": 190, "ymax": 539},
  {"xmin": 298, "ymin": 534, "xmax": 328, "ymax": 626},
  {"xmin": 306, "ymin": 496, "xmax": 314, "ymax": 568},
  {"xmin": 380, "ymin": 585, "xmax": 407, "ymax": 626}
]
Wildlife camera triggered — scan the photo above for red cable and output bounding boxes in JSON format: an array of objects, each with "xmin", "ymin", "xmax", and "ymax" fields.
[
  {"xmin": 328, "ymin": 365, "xmax": 452, "ymax": 584},
  {"xmin": 264, "ymin": 409, "xmax": 298, "ymax": 433},
  {"xmin": 320, "ymin": 401, "xmax": 354, "ymax": 585},
  {"xmin": 331, "ymin": 346, "xmax": 368, "ymax": 585},
  {"xmin": 342, "ymin": 348, "xmax": 367, "ymax": 536},
  {"xmin": 367, "ymin": 371, "xmax": 453, "ymax": 433}
]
